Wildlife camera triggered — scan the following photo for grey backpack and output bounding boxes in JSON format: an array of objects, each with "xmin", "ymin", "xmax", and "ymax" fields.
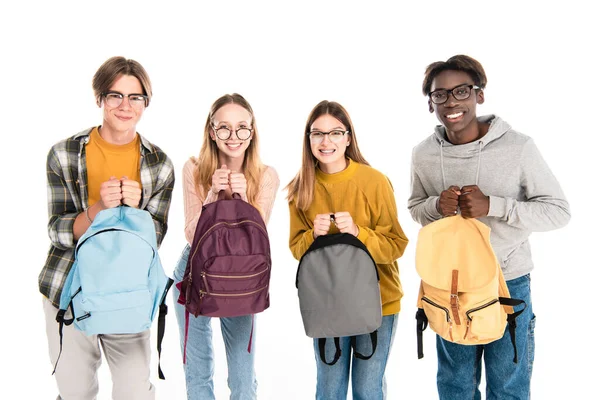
[{"xmin": 296, "ymin": 231, "xmax": 382, "ymax": 365}]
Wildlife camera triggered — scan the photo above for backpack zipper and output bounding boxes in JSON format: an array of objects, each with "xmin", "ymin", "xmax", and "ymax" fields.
[
  {"xmin": 197, "ymin": 220, "xmax": 268, "ymax": 248},
  {"xmin": 198, "ymin": 284, "xmax": 268, "ymax": 298},
  {"xmin": 465, "ymin": 299, "xmax": 499, "ymax": 320},
  {"xmin": 201, "ymin": 266, "xmax": 270, "ymax": 280},
  {"xmin": 421, "ymin": 297, "xmax": 451, "ymax": 322},
  {"xmin": 464, "ymin": 299, "xmax": 499, "ymax": 339},
  {"xmin": 422, "ymin": 296, "xmax": 454, "ymax": 341}
]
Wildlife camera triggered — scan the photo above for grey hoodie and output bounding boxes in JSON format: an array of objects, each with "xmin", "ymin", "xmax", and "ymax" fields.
[{"xmin": 408, "ymin": 115, "xmax": 570, "ymax": 280}]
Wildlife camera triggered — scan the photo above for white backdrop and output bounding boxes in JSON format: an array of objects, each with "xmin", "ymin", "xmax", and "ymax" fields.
[{"xmin": 1, "ymin": 1, "xmax": 597, "ymax": 399}]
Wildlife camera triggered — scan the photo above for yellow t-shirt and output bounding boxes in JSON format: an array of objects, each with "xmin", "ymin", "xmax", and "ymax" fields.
[
  {"xmin": 288, "ymin": 158, "xmax": 409, "ymax": 315},
  {"xmin": 86, "ymin": 127, "xmax": 141, "ymax": 206}
]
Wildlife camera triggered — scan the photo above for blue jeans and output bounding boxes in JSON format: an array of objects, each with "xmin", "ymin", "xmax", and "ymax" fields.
[
  {"xmin": 436, "ymin": 274, "xmax": 536, "ymax": 400},
  {"xmin": 314, "ymin": 313, "xmax": 398, "ymax": 400},
  {"xmin": 173, "ymin": 245, "xmax": 257, "ymax": 400}
]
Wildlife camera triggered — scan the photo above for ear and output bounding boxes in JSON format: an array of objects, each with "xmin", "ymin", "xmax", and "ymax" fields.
[
  {"xmin": 428, "ymin": 100, "xmax": 434, "ymax": 113},
  {"xmin": 477, "ymin": 89, "xmax": 485, "ymax": 105}
]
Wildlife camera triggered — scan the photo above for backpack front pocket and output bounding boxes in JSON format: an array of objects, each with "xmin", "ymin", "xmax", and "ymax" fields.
[
  {"xmin": 465, "ymin": 299, "xmax": 505, "ymax": 342},
  {"xmin": 202, "ymin": 254, "xmax": 270, "ymax": 293},
  {"xmin": 73, "ymin": 289, "xmax": 153, "ymax": 335},
  {"xmin": 422, "ymin": 297, "xmax": 453, "ymax": 341}
]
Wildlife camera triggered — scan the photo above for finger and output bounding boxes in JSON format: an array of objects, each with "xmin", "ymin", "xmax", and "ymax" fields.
[
  {"xmin": 121, "ymin": 180, "xmax": 140, "ymax": 188},
  {"xmin": 121, "ymin": 186, "xmax": 141, "ymax": 195},
  {"xmin": 104, "ymin": 180, "xmax": 122, "ymax": 188},
  {"xmin": 461, "ymin": 185, "xmax": 478, "ymax": 194},
  {"xmin": 104, "ymin": 187, "xmax": 123, "ymax": 195},
  {"xmin": 334, "ymin": 212, "xmax": 350, "ymax": 218}
]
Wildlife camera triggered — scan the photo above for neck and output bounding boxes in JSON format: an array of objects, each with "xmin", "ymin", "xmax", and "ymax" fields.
[
  {"xmin": 99, "ymin": 124, "xmax": 137, "ymax": 145},
  {"xmin": 219, "ymin": 153, "xmax": 245, "ymax": 172},
  {"xmin": 447, "ymin": 119, "xmax": 489, "ymax": 145},
  {"xmin": 319, "ymin": 157, "xmax": 349, "ymax": 174}
]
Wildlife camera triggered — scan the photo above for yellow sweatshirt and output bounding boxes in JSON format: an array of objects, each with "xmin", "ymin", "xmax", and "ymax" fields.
[{"xmin": 289, "ymin": 159, "xmax": 409, "ymax": 315}]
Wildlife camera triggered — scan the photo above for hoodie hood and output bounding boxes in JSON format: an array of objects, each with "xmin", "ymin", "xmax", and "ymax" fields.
[
  {"xmin": 433, "ymin": 114, "xmax": 512, "ymax": 149},
  {"xmin": 432, "ymin": 115, "xmax": 511, "ymax": 188}
]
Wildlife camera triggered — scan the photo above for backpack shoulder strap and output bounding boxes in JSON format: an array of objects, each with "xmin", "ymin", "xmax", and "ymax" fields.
[
  {"xmin": 350, "ymin": 330, "xmax": 378, "ymax": 361},
  {"xmin": 156, "ymin": 278, "xmax": 174, "ymax": 380},
  {"xmin": 318, "ymin": 337, "xmax": 342, "ymax": 365}
]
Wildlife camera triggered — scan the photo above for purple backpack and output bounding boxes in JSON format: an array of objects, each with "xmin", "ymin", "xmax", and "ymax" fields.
[
  {"xmin": 178, "ymin": 192, "xmax": 271, "ymax": 316},
  {"xmin": 176, "ymin": 192, "xmax": 271, "ymax": 360}
]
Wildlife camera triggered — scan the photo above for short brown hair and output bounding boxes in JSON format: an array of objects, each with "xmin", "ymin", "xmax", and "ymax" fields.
[
  {"xmin": 92, "ymin": 56, "xmax": 152, "ymax": 107},
  {"xmin": 422, "ymin": 55, "xmax": 487, "ymax": 96}
]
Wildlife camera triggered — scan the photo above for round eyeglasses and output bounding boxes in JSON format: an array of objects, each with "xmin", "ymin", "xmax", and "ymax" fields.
[
  {"xmin": 103, "ymin": 92, "xmax": 148, "ymax": 109},
  {"xmin": 428, "ymin": 84, "xmax": 480, "ymax": 105},
  {"xmin": 212, "ymin": 125, "xmax": 253, "ymax": 141},
  {"xmin": 308, "ymin": 130, "xmax": 349, "ymax": 144}
]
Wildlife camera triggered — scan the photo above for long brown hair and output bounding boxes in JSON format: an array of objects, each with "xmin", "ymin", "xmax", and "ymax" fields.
[
  {"xmin": 193, "ymin": 94, "xmax": 265, "ymax": 212},
  {"xmin": 286, "ymin": 100, "xmax": 369, "ymax": 210}
]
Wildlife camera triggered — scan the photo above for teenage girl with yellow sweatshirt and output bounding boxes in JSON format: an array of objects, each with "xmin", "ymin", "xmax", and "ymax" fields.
[{"xmin": 286, "ymin": 100, "xmax": 409, "ymax": 399}]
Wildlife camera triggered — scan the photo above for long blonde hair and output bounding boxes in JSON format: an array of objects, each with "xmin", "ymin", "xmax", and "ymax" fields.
[
  {"xmin": 193, "ymin": 93, "xmax": 265, "ymax": 211},
  {"xmin": 286, "ymin": 100, "xmax": 370, "ymax": 210}
]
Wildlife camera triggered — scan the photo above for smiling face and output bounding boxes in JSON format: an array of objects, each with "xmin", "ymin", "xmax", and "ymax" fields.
[
  {"xmin": 429, "ymin": 69, "xmax": 484, "ymax": 144},
  {"xmin": 309, "ymin": 114, "xmax": 350, "ymax": 174},
  {"xmin": 210, "ymin": 103, "xmax": 253, "ymax": 160},
  {"xmin": 101, "ymin": 74, "xmax": 145, "ymax": 139}
]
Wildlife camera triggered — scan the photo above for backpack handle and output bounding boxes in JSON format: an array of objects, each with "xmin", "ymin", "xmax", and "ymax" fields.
[{"xmin": 217, "ymin": 191, "xmax": 242, "ymax": 201}]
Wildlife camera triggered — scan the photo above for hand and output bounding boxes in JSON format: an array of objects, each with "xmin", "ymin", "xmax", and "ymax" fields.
[
  {"xmin": 438, "ymin": 185, "xmax": 461, "ymax": 217},
  {"xmin": 99, "ymin": 176, "xmax": 122, "ymax": 209},
  {"xmin": 459, "ymin": 185, "xmax": 490, "ymax": 218},
  {"xmin": 211, "ymin": 165, "xmax": 231, "ymax": 194},
  {"xmin": 313, "ymin": 213, "xmax": 333, "ymax": 239},
  {"xmin": 229, "ymin": 171, "xmax": 247, "ymax": 200},
  {"xmin": 333, "ymin": 211, "xmax": 359, "ymax": 237},
  {"xmin": 121, "ymin": 176, "xmax": 142, "ymax": 208}
]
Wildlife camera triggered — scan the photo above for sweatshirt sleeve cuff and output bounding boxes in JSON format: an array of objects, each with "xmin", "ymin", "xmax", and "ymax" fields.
[
  {"xmin": 357, "ymin": 225, "xmax": 369, "ymax": 243},
  {"xmin": 427, "ymin": 196, "xmax": 443, "ymax": 219},
  {"xmin": 488, "ymin": 195, "xmax": 507, "ymax": 218}
]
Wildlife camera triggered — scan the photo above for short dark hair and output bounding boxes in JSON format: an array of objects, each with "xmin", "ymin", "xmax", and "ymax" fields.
[
  {"xmin": 422, "ymin": 55, "xmax": 487, "ymax": 96},
  {"xmin": 92, "ymin": 56, "xmax": 152, "ymax": 107}
]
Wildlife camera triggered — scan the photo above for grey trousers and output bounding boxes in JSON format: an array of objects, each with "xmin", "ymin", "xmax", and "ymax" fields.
[{"xmin": 43, "ymin": 297, "xmax": 155, "ymax": 400}]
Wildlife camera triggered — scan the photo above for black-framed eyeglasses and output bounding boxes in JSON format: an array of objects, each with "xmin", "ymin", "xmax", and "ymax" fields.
[
  {"xmin": 428, "ymin": 84, "xmax": 480, "ymax": 105},
  {"xmin": 212, "ymin": 124, "xmax": 253, "ymax": 141},
  {"xmin": 307, "ymin": 129, "xmax": 349, "ymax": 143},
  {"xmin": 103, "ymin": 91, "xmax": 149, "ymax": 109}
]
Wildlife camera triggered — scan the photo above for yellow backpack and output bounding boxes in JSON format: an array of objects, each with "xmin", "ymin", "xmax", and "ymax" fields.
[{"xmin": 415, "ymin": 216, "xmax": 526, "ymax": 362}]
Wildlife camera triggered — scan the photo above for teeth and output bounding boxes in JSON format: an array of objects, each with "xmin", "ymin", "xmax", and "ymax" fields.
[
  {"xmin": 227, "ymin": 143, "xmax": 242, "ymax": 148},
  {"xmin": 447, "ymin": 112, "xmax": 464, "ymax": 119},
  {"xmin": 320, "ymin": 149, "xmax": 335, "ymax": 154}
]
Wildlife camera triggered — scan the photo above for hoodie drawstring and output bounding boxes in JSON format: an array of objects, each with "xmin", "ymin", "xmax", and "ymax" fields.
[
  {"xmin": 475, "ymin": 141, "xmax": 482, "ymax": 186},
  {"xmin": 440, "ymin": 141, "xmax": 447, "ymax": 189},
  {"xmin": 439, "ymin": 140, "xmax": 484, "ymax": 188}
]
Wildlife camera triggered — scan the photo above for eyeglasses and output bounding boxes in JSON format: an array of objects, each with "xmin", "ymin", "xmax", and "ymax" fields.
[
  {"xmin": 428, "ymin": 84, "xmax": 480, "ymax": 105},
  {"xmin": 308, "ymin": 130, "xmax": 349, "ymax": 144},
  {"xmin": 103, "ymin": 91, "xmax": 149, "ymax": 109},
  {"xmin": 212, "ymin": 125, "xmax": 253, "ymax": 141}
]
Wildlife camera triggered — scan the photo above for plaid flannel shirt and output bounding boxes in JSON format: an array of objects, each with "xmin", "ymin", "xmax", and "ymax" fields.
[{"xmin": 39, "ymin": 127, "xmax": 175, "ymax": 307}]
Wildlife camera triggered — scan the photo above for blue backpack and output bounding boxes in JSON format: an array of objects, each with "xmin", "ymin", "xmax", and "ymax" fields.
[{"xmin": 54, "ymin": 206, "xmax": 173, "ymax": 379}]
